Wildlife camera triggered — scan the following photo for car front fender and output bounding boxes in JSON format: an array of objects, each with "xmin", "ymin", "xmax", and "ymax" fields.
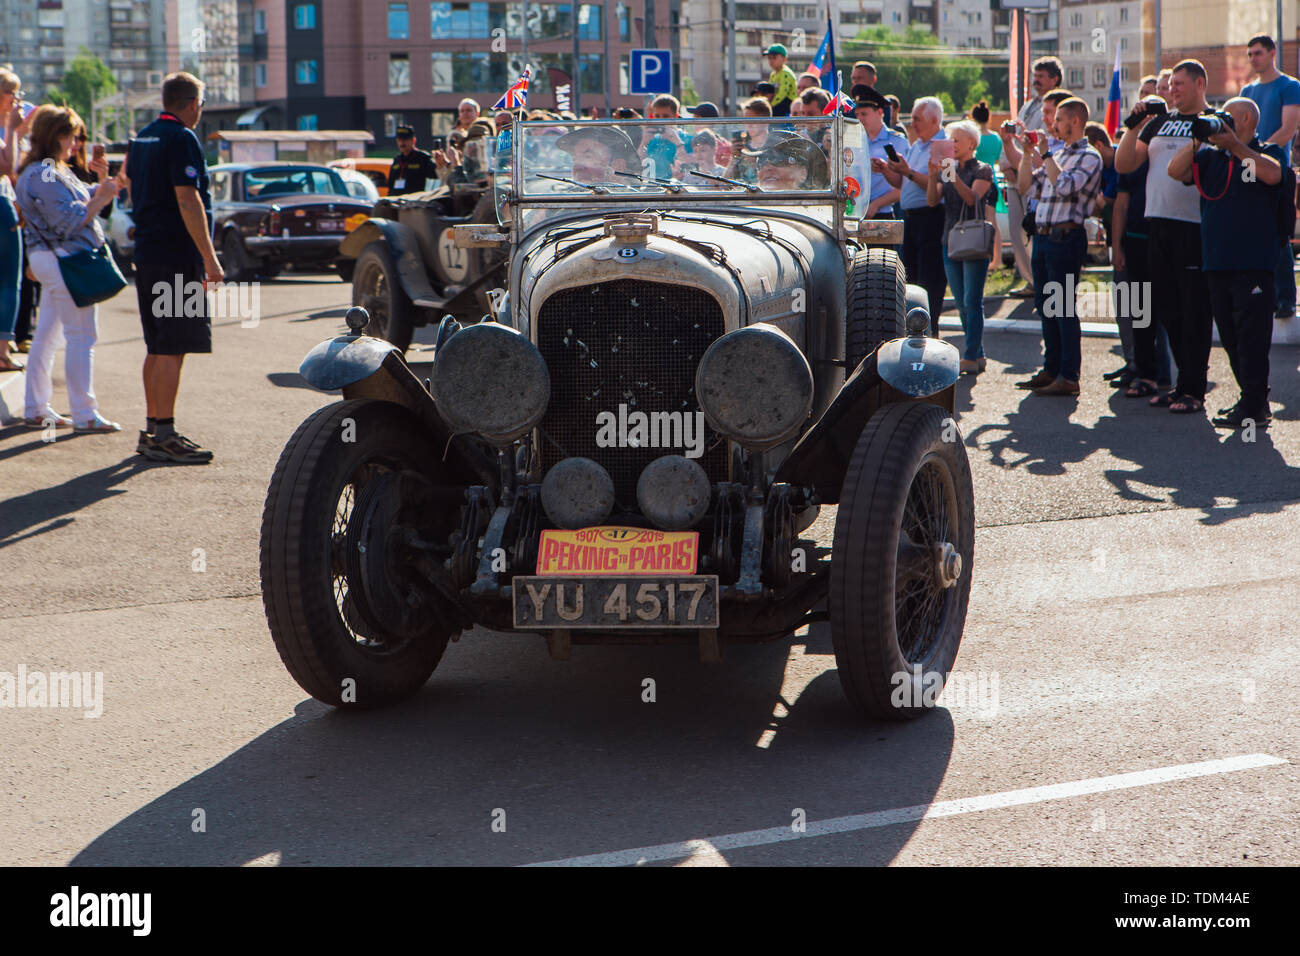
[
  {"xmin": 299, "ymin": 332, "xmax": 399, "ymax": 391},
  {"xmin": 773, "ymin": 335, "xmax": 959, "ymax": 504},
  {"xmin": 338, "ymin": 218, "xmax": 438, "ymax": 306}
]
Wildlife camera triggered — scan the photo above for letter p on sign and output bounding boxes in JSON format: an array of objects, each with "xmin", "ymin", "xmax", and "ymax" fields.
[{"xmin": 630, "ymin": 49, "xmax": 672, "ymax": 95}]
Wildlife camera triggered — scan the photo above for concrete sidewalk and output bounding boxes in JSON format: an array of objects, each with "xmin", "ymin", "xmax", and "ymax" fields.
[{"xmin": 944, "ymin": 291, "xmax": 1300, "ymax": 345}]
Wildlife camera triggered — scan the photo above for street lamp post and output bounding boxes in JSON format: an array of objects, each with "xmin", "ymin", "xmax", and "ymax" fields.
[{"xmin": 727, "ymin": 0, "xmax": 737, "ymax": 112}]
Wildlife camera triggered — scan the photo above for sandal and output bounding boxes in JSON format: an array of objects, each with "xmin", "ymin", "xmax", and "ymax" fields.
[
  {"xmin": 1148, "ymin": 390, "xmax": 1179, "ymax": 407},
  {"xmin": 1124, "ymin": 379, "xmax": 1157, "ymax": 398},
  {"xmin": 1169, "ymin": 396, "xmax": 1204, "ymax": 414},
  {"xmin": 0, "ymin": 358, "xmax": 23, "ymax": 372}
]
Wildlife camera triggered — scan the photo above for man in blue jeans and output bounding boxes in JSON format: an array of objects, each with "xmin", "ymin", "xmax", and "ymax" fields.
[
  {"xmin": 1016, "ymin": 97, "xmax": 1104, "ymax": 396},
  {"xmin": 1241, "ymin": 34, "xmax": 1300, "ymax": 320}
]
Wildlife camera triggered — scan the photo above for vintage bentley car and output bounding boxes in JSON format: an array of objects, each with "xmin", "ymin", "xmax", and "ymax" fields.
[
  {"xmin": 335, "ymin": 135, "xmax": 507, "ymax": 351},
  {"xmin": 260, "ymin": 117, "xmax": 974, "ymax": 720}
]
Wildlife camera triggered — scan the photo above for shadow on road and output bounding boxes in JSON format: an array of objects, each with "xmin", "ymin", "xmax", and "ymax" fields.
[
  {"xmin": 0, "ymin": 456, "xmax": 161, "ymax": 550},
  {"xmin": 71, "ymin": 623, "xmax": 956, "ymax": 866}
]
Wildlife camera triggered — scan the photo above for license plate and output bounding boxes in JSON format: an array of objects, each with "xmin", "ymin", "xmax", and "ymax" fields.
[
  {"xmin": 318, "ymin": 220, "xmax": 345, "ymax": 231},
  {"xmin": 512, "ymin": 576, "xmax": 719, "ymax": 629}
]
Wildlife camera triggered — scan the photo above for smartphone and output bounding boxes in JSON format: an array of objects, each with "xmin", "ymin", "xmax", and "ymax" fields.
[
  {"xmin": 930, "ymin": 139, "xmax": 955, "ymax": 163},
  {"xmin": 884, "ymin": 143, "xmax": 900, "ymax": 163},
  {"xmin": 1024, "ymin": 131, "xmax": 1040, "ymax": 146},
  {"xmin": 430, "ymin": 135, "xmax": 447, "ymax": 151},
  {"xmin": 92, "ymin": 143, "xmax": 106, "ymax": 161}
]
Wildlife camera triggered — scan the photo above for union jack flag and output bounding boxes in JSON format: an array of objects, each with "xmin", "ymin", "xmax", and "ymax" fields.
[{"xmin": 493, "ymin": 68, "xmax": 531, "ymax": 110}]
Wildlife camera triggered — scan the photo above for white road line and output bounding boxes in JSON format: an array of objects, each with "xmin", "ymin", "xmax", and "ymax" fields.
[{"xmin": 524, "ymin": 753, "xmax": 1288, "ymax": 867}]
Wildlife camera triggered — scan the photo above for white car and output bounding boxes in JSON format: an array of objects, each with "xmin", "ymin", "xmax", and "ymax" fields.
[
  {"xmin": 106, "ymin": 194, "xmax": 135, "ymax": 275},
  {"xmin": 335, "ymin": 168, "xmax": 380, "ymax": 203}
]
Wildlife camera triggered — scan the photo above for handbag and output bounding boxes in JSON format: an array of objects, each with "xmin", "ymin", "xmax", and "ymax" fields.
[
  {"xmin": 24, "ymin": 193, "xmax": 127, "ymax": 308},
  {"xmin": 947, "ymin": 192, "xmax": 996, "ymax": 262}
]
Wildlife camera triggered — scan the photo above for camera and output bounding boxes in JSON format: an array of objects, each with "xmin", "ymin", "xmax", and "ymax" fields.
[
  {"xmin": 1192, "ymin": 110, "xmax": 1235, "ymax": 142},
  {"xmin": 1124, "ymin": 96, "xmax": 1168, "ymax": 128}
]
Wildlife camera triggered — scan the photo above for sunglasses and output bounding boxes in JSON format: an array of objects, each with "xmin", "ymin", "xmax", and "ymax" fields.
[{"xmin": 758, "ymin": 153, "xmax": 805, "ymax": 168}]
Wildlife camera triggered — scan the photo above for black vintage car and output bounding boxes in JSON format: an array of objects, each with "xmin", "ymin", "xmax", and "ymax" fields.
[
  {"xmin": 261, "ymin": 117, "xmax": 974, "ymax": 721},
  {"xmin": 210, "ymin": 163, "xmax": 374, "ymax": 282}
]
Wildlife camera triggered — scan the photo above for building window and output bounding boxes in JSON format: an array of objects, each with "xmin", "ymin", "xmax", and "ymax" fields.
[
  {"xmin": 1094, "ymin": 66, "xmax": 1105, "ymax": 86},
  {"xmin": 296, "ymin": 60, "xmax": 318, "ymax": 84},
  {"xmin": 256, "ymin": 62, "xmax": 267, "ymax": 87},
  {"xmin": 576, "ymin": 5, "xmax": 601, "ymax": 42},
  {"xmin": 294, "ymin": 4, "xmax": 316, "ymax": 29},
  {"xmin": 297, "ymin": 114, "xmax": 319, "ymax": 131},
  {"xmin": 432, "ymin": 51, "xmax": 453, "ymax": 92},
  {"xmin": 1120, "ymin": 7, "xmax": 1128, "ymax": 23},
  {"xmin": 617, "ymin": 2, "xmax": 630, "ymax": 41},
  {"xmin": 1119, "ymin": 37, "xmax": 1128, "ymax": 52},
  {"xmin": 389, "ymin": 53, "xmax": 411, "ymax": 94},
  {"xmin": 384, "ymin": 113, "xmax": 405, "ymax": 137},
  {"xmin": 1070, "ymin": 12, "xmax": 1080, "ymax": 27},
  {"xmin": 255, "ymin": 9, "xmax": 266, "ymax": 33},
  {"xmin": 1068, "ymin": 40, "xmax": 1082, "ymax": 54},
  {"xmin": 1122, "ymin": 66, "xmax": 1131, "ymax": 82},
  {"xmin": 1069, "ymin": 68, "xmax": 1083, "ymax": 87},
  {"xmin": 389, "ymin": 3, "xmax": 410, "ymax": 39}
]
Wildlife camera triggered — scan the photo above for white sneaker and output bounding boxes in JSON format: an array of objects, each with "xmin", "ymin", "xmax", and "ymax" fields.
[{"xmin": 74, "ymin": 415, "xmax": 122, "ymax": 433}]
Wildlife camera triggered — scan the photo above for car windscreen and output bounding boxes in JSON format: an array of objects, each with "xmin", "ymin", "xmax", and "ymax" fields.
[
  {"xmin": 512, "ymin": 117, "xmax": 839, "ymax": 200},
  {"xmin": 244, "ymin": 167, "xmax": 350, "ymax": 199}
]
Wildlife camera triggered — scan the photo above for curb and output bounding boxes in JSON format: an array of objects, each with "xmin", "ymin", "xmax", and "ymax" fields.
[
  {"xmin": 0, "ymin": 368, "xmax": 24, "ymax": 422},
  {"xmin": 942, "ymin": 297, "xmax": 1300, "ymax": 346}
]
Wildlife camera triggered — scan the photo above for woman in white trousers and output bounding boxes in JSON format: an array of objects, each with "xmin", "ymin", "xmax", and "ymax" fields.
[{"xmin": 13, "ymin": 104, "xmax": 120, "ymax": 431}]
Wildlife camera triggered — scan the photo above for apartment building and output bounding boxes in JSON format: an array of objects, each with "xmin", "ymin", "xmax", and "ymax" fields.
[
  {"xmin": 0, "ymin": 0, "xmax": 72, "ymax": 95},
  {"xmin": 1056, "ymin": 0, "xmax": 1142, "ymax": 117}
]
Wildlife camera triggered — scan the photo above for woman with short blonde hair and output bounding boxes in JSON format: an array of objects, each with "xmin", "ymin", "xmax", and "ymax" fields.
[{"xmin": 14, "ymin": 105, "xmax": 122, "ymax": 431}]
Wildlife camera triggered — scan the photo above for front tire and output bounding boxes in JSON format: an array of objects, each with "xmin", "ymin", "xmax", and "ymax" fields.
[
  {"xmin": 260, "ymin": 399, "xmax": 455, "ymax": 708},
  {"xmin": 830, "ymin": 402, "xmax": 974, "ymax": 720},
  {"xmin": 845, "ymin": 247, "xmax": 905, "ymax": 372},
  {"xmin": 351, "ymin": 241, "xmax": 415, "ymax": 352}
]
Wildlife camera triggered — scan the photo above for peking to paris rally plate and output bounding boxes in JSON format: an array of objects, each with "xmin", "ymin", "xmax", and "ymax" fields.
[{"xmin": 513, "ymin": 526, "xmax": 718, "ymax": 628}]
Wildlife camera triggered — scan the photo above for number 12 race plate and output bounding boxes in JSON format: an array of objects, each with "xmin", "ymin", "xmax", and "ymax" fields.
[{"xmin": 512, "ymin": 576, "xmax": 719, "ymax": 629}]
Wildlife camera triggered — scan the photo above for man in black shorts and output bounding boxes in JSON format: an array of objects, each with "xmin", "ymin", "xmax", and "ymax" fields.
[{"xmin": 124, "ymin": 72, "xmax": 219, "ymax": 463}]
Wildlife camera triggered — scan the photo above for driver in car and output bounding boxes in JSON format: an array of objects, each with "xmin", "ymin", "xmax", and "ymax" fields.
[
  {"xmin": 747, "ymin": 133, "xmax": 829, "ymax": 191},
  {"xmin": 554, "ymin": 125, "xmax": 640, "ymax": 184}
]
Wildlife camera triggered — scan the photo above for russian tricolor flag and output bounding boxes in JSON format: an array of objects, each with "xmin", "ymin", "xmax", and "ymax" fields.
[
  {"xmin": 807, "ymin": 24, "xmax": 832, "ymax": 79},
  {"xmin": 1104, "ymin": 44, "xmax": 1122, "ymax": 137}
]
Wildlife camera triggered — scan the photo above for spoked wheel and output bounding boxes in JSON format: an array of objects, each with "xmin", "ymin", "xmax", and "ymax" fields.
[
  {"xmin": 350, "ymin": 242, "xmax": 415, "ymax": 352},
  {"xmin": 830, "ymin": 401, "xmax": 974, "ymax": 720},
  {"xmin": 260, "ymin": 399, "xmax": 460, "ymax": 708}
]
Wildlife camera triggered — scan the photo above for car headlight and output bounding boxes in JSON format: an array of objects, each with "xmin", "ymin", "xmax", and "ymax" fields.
[
  {"xmin": 430, "ymin": 322, "xmax": 550, "ymax": 444},
  {"xmin": 695, "ymin": 324, "xmax": 813, "ymax": 449}
]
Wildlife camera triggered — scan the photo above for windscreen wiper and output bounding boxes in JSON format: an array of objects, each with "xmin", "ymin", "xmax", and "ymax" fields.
[
  {"xmin": 613, "ymin": 170, "xmax": 683, "ymax": 193},
  {"xmin": 535, "ymin": 173, "xmax": 609, "ymax": 194},
  {"xmin": 688, "ymin": 170, "xmax": 759, "ymax": 193}
]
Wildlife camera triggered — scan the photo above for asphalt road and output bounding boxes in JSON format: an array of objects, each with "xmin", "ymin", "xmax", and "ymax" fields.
[{"xmin": 1, "ymin": 274, "xmax": 1296, "ymax": 867}]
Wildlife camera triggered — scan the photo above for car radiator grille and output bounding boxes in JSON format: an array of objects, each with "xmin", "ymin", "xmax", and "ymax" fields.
[{"xmin": 537, "ymin": 279, "xmax": 730, "ymax": 510}]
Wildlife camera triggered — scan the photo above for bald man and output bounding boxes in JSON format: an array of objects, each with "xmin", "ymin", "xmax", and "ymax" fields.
[{"xmin": 1167, "ymin": 97, "xmax": 1290, "ymax": 428}]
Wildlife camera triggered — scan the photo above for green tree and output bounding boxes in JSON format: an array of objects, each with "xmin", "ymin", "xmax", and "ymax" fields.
[
  {"xmin": 681, "ymin": 76, "xmax": 699, "ymax": 107},
  {"xmin": 43, "ymin": 47, "xmax": 117, "ymax": 121},
  {"xmin": 840, "ymin": 26, "xmax": 1006, "ymax": 117}
]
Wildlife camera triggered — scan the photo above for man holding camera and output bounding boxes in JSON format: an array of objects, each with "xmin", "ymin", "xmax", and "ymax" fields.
[
  {"xmin": 1015, "ymin": 98, "xmax": 1104, "ymax": 396},
  {"xmin": 997, "ymin": 56, "xmax": 1064, "ymax": 297},
  {"xmin": 1167, "ymin": 98, "xmax": 1285, "ymax": 429},
  {"xmin": 1115, "ymin": 59, "xmax": 1214, "ymax": 415}
]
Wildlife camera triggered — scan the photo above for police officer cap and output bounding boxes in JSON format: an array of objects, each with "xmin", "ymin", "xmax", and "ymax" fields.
[
  {"xmin": 852, "ymin": 86, "xmax": 888, "ymax": 111},
  {"xmin": 395, "ymin": 125, "xmax": 415, "ymax": 138}
]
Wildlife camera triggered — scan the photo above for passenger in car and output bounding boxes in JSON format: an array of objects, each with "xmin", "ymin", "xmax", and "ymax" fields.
[{"xmin": 554, "ymin": 125, "xmax": 640, "ymax": 184}]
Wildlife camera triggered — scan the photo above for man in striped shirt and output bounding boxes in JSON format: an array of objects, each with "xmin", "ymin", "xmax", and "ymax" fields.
[{"xmin": 1017, "ymin": 97, "xmax": 1105, "ymax": 396}]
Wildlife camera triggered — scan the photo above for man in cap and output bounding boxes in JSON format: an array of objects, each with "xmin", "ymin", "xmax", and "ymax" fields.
[
  {"xmin": 555, "ymin": 125, "xmax": 639, "ymax": 184},
  {"xmin": 387, "ymin": 125, "xmax": 439, "ymax": 195},
  {"xmin": 853, "ymin": 86, "xmax": 908, "ymax": 219},
  {"xmin": 433, "ymin": 119, "xmax": 498, "ymax": 185},
  {"xmin": 764, "ymin": 44, "xmax": 799, "ymax": 117},
  {"xmin": 748, "ymin": 133, "xmax": 829, "ymax": 190}
]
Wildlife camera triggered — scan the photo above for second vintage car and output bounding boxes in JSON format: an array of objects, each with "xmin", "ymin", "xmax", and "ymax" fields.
[{"xmin": 211, "ymin": 162, "xmax": 374, "ymax": 282}]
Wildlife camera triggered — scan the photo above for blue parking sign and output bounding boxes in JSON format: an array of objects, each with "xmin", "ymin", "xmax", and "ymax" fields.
[{"xmin": 630, "ymin": 49, "xmax": 672, "ymax": 95}]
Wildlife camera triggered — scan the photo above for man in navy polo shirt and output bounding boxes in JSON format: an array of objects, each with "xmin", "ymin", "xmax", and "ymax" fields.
[
  {"xmin": 1168, "ymin": 98, "xmax": 1286, "ymax": 428},
  {"xmin": 124, "ymin": 71, "xmax": 220, "ymax": 463}
]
